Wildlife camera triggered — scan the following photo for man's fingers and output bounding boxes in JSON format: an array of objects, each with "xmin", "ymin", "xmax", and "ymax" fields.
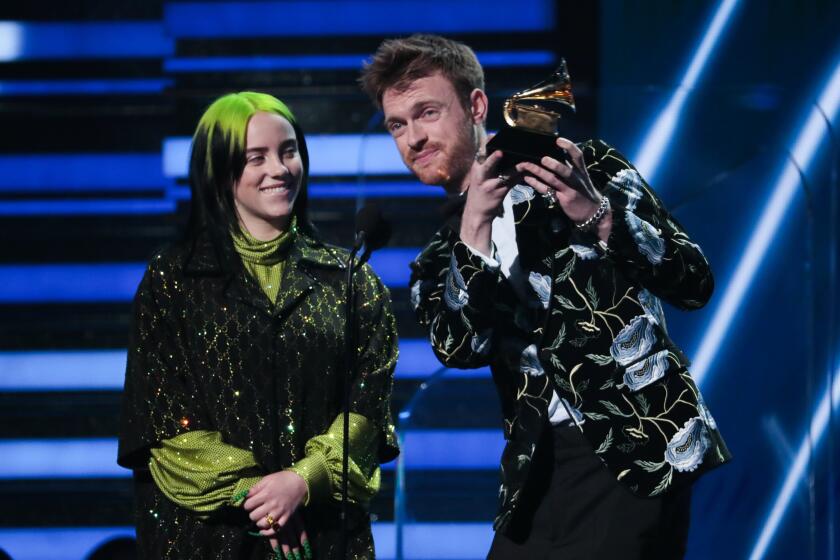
[
  {"xmin": 555, "ymin": 137, "xmax": 584, "ymax": 165},
  {"xmin": 516, "ymin": 161, "xmax": 566, "ymax": 191},
  {"xmin": 521, "ymin": 175, "xmax": 551, "ymax": 195}
]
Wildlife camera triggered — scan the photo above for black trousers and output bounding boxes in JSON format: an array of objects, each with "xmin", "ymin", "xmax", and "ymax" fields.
[{"xmin": 488, "ymin": 423, "xmax": 692, "ymax": 560}]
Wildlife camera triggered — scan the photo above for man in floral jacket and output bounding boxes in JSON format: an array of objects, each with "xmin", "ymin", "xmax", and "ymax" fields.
[{"xmin": 361, "ymin": 34, "xmax": 730, "ymax": 559}]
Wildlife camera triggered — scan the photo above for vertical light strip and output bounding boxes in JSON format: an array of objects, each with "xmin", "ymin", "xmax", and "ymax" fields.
[
  {"xmin": 748, "ymin": 362, "xmax": 840, "ymax": 560},
  {"xmin": 632, "ymin": 0, "xmax": 741, "ymax": 184},
  {"xmin": 692, "ymin": 56, "xmax": 840, "ymax": 387}
]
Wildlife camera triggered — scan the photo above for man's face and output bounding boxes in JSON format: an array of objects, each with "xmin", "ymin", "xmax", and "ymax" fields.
[{"xmin": 382, "ymin": 72, "xmax": 479, "ymax": 191}]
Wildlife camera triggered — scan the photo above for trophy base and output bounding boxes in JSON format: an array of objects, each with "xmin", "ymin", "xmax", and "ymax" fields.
[{"xmin": 485, "ymin": 125, "xmax": 569, "ymax": 174}]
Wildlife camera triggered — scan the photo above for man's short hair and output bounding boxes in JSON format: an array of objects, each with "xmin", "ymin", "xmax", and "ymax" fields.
[{"xmin": 360, "ymin": 34, "xmax": 485, "ymax": 109}]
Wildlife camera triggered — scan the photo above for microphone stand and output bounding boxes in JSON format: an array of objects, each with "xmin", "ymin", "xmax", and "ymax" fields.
[{"xmin": 340, "ymin": 230, "xmax": 366, "ymax": 559}]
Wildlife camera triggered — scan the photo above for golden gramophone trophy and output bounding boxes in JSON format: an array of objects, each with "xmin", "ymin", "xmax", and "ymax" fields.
[{"xmin": 486, "ymin": 59, "xmax": 581, "ymax": 184}]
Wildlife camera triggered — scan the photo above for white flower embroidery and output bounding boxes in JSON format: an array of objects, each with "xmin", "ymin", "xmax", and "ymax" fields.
[
  {"xmin": 519, "ymin": 344, "xmax": 545, "ymax": 376},
  {"xmin": 410, "ymin": 280, "xmax": 422, "ymax": 311},
  {"xmin": 625, "ymin": 211, "xmax": 665, "ymax": 264},
  {"xmin": 638, "ymin": 289, "xmax": 666, "ymax": 327},
  {"xmin": 528, "ymin": 272, "xmax": 552, "ymax": 309},
  {"xmin": 509, "ymin": 184, "xmax": 536, "ymax": 205},
  {"xmin": 696, "ymin": 393, "xmax": 717, "ymax": 431},
  {"xmin": 609, "ymin": 168, "xmax": 644, "ymax": 212},
  {"xmin": 443, "ymin": 252, "xmax": 469, "ymax": 310},
  {"xmin": 610, "ymin": 315, "xmax": 657, "ymax": 366},
  {"xmin": 622, "ymin": 349, "xmax": 670, "ymax": 391},
  {"xmin": 570, "ymin": 244, "xmax": 598, "ymax": 260},
  {"xmin": 665, "ymin": 417, "xmax": 711, "ymax": 472}
]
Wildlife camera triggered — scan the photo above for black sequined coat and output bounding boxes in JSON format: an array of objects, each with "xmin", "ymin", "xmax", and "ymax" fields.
[
  {"xmin": 409, "ymin": 140, "xmax": 731, "ymax": 534},
  {"xmin": 118, "ymin": 229, "xmax": 399, "ymax": 559}
]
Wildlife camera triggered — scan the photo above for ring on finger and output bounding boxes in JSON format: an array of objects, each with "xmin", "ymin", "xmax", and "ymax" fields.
[
  {"xmin": 265, "ymin": 514, "xmax": 275, "ymax": 527},
  {"xmin": 542, "ymin": 190, "xmax": 557, "ymax": 209},
  {"xmin": 497, "ymin": 173, "xmax": 511, "ymax": 184}
]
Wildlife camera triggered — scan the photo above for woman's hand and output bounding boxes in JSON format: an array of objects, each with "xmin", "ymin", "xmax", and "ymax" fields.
[
  {"xmin": 244, "ymin": 471, "xmax": 309, "ymax": 558},
  {"xmin": 268, "ymin": 512, "xmax": 310, "ymax": 560},
  {"xmin": 244, "ymin": 470, "xmax": 307, "ymax": 532}
]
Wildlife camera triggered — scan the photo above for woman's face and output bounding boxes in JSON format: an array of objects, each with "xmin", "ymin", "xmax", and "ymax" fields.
[{"xmin": 232, "ymin": 111, "xmax": 303, "ymax": 240}]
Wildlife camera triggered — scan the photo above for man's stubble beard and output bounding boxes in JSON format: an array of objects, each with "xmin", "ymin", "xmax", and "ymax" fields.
[{"xmin": 420, "ymin": 117, "xmax": 481, "ymax": 193}]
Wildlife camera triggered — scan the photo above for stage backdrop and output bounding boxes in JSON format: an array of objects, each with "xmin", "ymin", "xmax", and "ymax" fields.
[{"xmin": 0, "ymin": 1, "xmax": 837, "ymax": 559}]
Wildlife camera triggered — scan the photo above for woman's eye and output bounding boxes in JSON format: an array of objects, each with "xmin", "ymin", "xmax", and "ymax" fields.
[{"xmin": 247, "ymin": 156, "xmax": 264, "ymax": 164}]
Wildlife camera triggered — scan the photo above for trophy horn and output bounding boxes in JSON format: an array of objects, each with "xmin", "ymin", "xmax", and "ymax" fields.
[{"xmin": 502, "ymin": 58, "xmax": 576, "ymax": 134}]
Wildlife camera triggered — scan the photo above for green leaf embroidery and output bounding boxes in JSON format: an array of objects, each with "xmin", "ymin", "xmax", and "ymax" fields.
[
  {"xmin": 584, "ymin": 411, "xmax": 610, "ymax": 421},
  {"xmin": 549, "ymin": 354, "xmax": 567, "ymax": 373},
  {"xmin": 586, "ymin": 277, "xmax": 599, "ymax": 309},
  {"xmin": 586, "ymin": 353, "xmax": 614, "ymax": 366},
  {"xmin": 649, "ymin": 469, "xmax": 673, "ymax": 497},
  {"xmin": 556, "ymin": 256, "xmax": 575, "ymax": 283},
  {"xmin": 633, "ymin": 459, "xmax": 666, "ymax": 473},
  {"xmin": 599, "ymin": 400, "xmax": 633, "ymax": 418},
  {"xmin": 546, "ymin": 324, "xmax": 566, "ymax": 351},
  {"xmin": 595, "ymin": 428, "xmax": 613, "ymax": 454},
  {"xmin": 444, "ymin": 332, "xmax": 454, "ymax": 351},
  {"xmin": 554, "ymin": 375, "xmax": 572, "ymax": 392},
  {"xmin": 554, "ymin": 294, "xmax": 581, "ymax": 311},
  {"xmin": 600, "ymin": 378, "xmax": 617, "ymax": 390},
  {"xmin": 635, "ymin": 393, "xmax": 651, "ymax": 416}
]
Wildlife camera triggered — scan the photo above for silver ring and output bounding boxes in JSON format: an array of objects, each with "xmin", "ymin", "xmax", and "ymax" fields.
[
  {"xmin": 497, "ymin": 174, "xmax": 511, "ymax": 184},
  {"xmin": 542, "ymin": 190, "xmax": 557, "ymax": 209}
]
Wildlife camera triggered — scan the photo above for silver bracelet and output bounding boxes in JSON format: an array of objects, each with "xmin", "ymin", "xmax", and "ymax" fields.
[{"xmin": 575, "ymin": 196, "xmax": 610, "ymax": 231}]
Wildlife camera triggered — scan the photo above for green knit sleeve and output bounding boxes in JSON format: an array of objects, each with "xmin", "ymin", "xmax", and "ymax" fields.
[
  {"xmin": 149, "ymin": 430, "xmax": 262, "ymax": 515},
  {"xmin": 287, "ymin": 413, "xmax": 380, "ymax": 507}
]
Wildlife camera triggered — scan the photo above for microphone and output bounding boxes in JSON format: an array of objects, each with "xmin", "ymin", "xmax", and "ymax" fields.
[
  {"xmin": 340, "ymin": 203, "xmax": 391, "ymax": 558},
  {"xmin": 353, "ymin": 204, "xmax": 392, "ymax": 263}
]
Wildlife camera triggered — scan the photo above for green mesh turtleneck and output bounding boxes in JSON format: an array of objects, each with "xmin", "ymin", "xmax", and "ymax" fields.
[{"xmin": 231, "ymin": 217, "xmax": 296, "ymax": 304}]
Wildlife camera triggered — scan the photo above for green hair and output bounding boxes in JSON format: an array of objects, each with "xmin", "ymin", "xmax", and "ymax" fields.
[{"xmin": 187, "ymin": 91, "xmax": 314, "ymax": 241}]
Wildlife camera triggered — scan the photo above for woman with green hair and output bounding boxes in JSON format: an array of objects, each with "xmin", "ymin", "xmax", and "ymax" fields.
[{"xmin": 118, "ymin": 92, "xmax": 399, "ymax": 559}]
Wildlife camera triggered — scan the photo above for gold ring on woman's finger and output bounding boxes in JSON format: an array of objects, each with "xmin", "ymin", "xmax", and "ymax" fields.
[{"xmin": 265, "ymin": 514, "xmax": 275, "ymax": 527}]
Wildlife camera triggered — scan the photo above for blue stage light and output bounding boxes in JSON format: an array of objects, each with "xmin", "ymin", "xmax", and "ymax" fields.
[
  {"xmin": 164, "ymin": 51, "xmax": 554, "ymax": 73},
  {"xmin": 0, "ymin": 263, "xmax": 147, "ymax": 303},
  {"xmin": 0, "ymin": 154, "xmax": 165, "ymax": 191},
  {"xmin": 164, "ymin": 1, "xmax": 553, "ymax": 38},
  {"xmin": 164, "ymin": 134, "xmax": 408, "ymax": 178},
  {"xmin": 0, "ymin": 439, "xmax": 127, "ymax": 479},
  {"xmin": 367, "ymin": 248, "xmax": 417, "ymax": 288},
  {"xmin": 373, "ymin": 522, "xmax": 494, "ymax": 560},
  {"xmin": 0, "ymin": 350, "xmax": 127, "ymax": 392},
  {"xmin": 748, "ymin": 362, "xmax": 840, "ymax": 560},
  {"xmin": 0, "ymin": 78, "xmax": 172, "ymax": 96},
  {"xmin": 691, "ymin": 55, "xmax": 840, "ymax": 388},
  {"xmin": 391, "ymin": 430, "xmax": 503, "ymax": 470},
  {"xmin": 0, "ymin": 199, "xmax": 176, "ymax": 216},
  {"xmin": 0, "ymin": 22, "xmax": 172, "ymax": 61},
  {"xmin": 632, "ymin": 0, "xmax": 741, "ymax": 186},
  {"xmin": 308, "ymin": 181, "xmax": 444, "ymax": 199},
  {"xmin": 0, "ymin": 527, "xmax": 135, "ymax": 560}
]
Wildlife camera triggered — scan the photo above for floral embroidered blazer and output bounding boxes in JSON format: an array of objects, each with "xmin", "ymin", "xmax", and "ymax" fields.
[{"xmin": 409, "ymin": 140, "xmax": 731, "ymax": 533}]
